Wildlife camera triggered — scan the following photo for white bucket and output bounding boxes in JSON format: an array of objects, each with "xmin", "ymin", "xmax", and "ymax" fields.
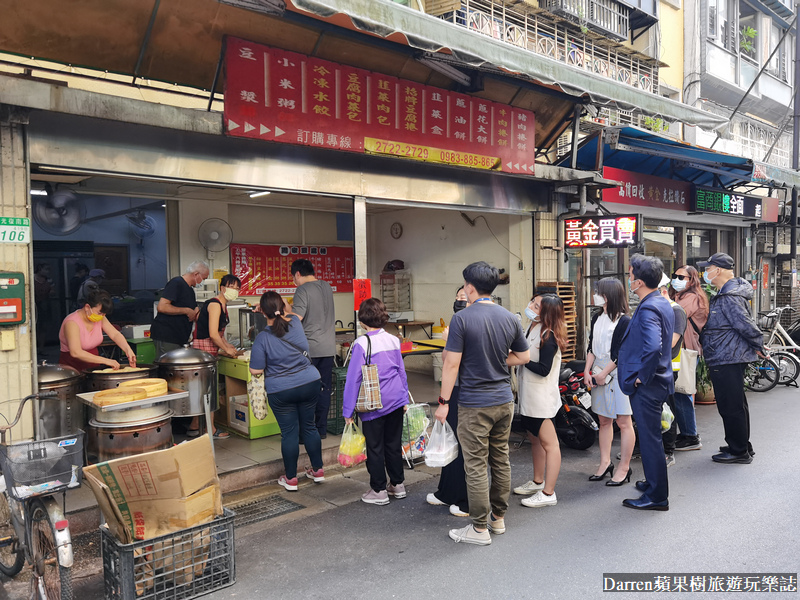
[{"xmin": 432, "ymin": 353, "xmax": 444, "ymax": 382}]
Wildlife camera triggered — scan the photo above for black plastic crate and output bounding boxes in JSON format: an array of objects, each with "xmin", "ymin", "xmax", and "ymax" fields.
[
  {"xmin": 101, "ymin": 508, "xmax": 236, "ymax": 600},
  {"xmin": 328, "ymin": 366, "xmax": 348, "ymax": 435},
  {"xmin": 0, "ymin": 430, "xmax": 84, "ymax": 500}
]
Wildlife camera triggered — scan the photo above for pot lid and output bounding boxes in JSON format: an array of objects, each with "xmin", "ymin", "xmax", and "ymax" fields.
[
  {"xmin": 155, "ymin": 347, "xmax": 216, "ymax": 366},
  {"xmin": 38, "ymin": 364, "xmax": 82, "ymax": 383}
]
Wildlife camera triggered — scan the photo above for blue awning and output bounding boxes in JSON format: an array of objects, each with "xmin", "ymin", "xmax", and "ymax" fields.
[{"xmin": 561, "ymin": 126, "xmax": 800, "ymax": 190}]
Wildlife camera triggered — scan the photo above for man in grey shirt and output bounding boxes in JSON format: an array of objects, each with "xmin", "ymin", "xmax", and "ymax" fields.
[{"xmin": 291, "ymin": 259, "xmax": 336, "ymax": 437}]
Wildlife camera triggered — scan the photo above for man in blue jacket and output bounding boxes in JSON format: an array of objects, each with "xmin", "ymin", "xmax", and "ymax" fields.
[
  {"xmin": 698, "ymin": 253, "xmax": 763, "ymax": 465},
  {"xmin": 617, "ymin": 254, "xmax": 674, "ymax": 511}
]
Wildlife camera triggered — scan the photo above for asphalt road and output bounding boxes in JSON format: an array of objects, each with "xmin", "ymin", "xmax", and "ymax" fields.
[{"xmin": 4, "ymin": 384, "xmax": 797, "ymax": 599}]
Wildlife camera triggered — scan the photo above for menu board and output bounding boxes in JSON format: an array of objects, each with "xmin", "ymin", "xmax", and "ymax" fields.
[{"xmin": 231, "ymin": 243, "xmax": 354, "ymax": 295}]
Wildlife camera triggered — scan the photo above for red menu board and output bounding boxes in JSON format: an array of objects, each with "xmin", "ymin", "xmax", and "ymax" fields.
[
  {"xmin": 231, "ymin": 243, "xmax": 354, "ymax": 295},
  {"xmin": 224, "ymin": 37, "xmax": 536, "ymax": 174}
]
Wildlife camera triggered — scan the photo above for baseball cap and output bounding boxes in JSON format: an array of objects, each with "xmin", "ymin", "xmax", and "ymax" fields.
[
  {"xmin": 89, "ymin": 268, "xmax": 106, "ymax": 278},
  {"xmin": 697, "ymin": 253, "xmax": 734, "ymax": 270}
]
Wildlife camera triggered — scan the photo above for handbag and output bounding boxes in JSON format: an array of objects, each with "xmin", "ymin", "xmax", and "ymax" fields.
[
  {"xmin": 355, "ymin": 335, "xmax": 383, "ymax": 413},
  {"xmin": 247, "ymin": 372, "xmax": 269, "ymax": 421},
  {"xmin": 674, "ymin": 348, "xmax": 699, "ymax": 395}
]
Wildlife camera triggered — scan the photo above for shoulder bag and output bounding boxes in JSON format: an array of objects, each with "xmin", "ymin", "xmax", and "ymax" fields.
[{"xmin": 355, "ymin": 335, "xmax": 383, "ymax": 413}]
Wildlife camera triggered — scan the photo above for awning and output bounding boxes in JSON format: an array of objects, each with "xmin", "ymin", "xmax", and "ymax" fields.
[
  {"xmin": 561, "ymin": 126, "xmax": 800, "ymax": 190},
  {"xmin": 287, "ymin": 0, "xmax": 729, "ymax": 131}
]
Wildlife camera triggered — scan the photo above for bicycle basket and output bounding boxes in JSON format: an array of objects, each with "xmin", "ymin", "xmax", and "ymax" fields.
[
  {"xmin": 758, "ymin": 313, "xmax": 778, "ymax": 331},
  {"xmin": 0, "ymin": 431, "xmax": 85, "ymax": 500}
]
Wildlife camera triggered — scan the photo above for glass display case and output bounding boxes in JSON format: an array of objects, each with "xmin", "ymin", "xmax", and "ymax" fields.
[{"xmin": 238, "ymin": 308, "xmax": 268, "ymax": 349}]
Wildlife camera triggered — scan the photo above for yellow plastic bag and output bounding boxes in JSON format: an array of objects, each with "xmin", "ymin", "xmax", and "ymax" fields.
[
  {"xmin": 338, "ymin": 422, "xmax": 367, "ymax": 467},
  {"xmin": 661, "ymin": 402, "xmax": 674, "ymax": 432}
]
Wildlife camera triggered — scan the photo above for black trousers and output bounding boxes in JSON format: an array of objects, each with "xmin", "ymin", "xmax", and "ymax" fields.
[
  {"xmin": 435, "ymin": 387, "xmax": 468, "ymax": 512},
  {"xmin": 361, "ymin": 406, "xmax": 405, "ymax": 492},
  {"xmin": 708, "ymin": 363, "xmax": 751, "ymax": 456},
  {"xmin": 311, "ymin": 356, "xmax": 334, "ymax": 435}
]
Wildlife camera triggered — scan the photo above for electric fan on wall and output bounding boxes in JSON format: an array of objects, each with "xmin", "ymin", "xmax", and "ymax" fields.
[
  {"xmin": 32, "ymin": 188, "xmax": 86, "ymax": 235},
  {"xmin": 198, "ymin": 218, "xmax": 233, "ymax": 274},
  {"xmin": 127, "ymin": 210, "xmax": 157, "ymax": 240}
]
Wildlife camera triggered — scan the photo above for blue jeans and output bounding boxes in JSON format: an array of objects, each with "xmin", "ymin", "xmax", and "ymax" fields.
[
  {"xmin": 268, "ymin": 379, "xmax": 323, "ymax": 479},
  {"xmin": 672, "ymin": 392, "xmax": 698, "ymax": 437}
]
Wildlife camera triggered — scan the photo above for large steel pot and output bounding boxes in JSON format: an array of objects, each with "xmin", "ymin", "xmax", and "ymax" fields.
[
  {"xmin": 37, "ymin": 364, "xmax": 85, "ymax": 440},
  {"xmin": 86, "ymin": 413, "xmax": 173, "ymax": 463},
  {"xmin": 84, "ymin": 364, "xmax": 158, "ymax": 391},
  {"xmin": 156, "ymin": 348, "xmax": 217, "ymax": 417}
]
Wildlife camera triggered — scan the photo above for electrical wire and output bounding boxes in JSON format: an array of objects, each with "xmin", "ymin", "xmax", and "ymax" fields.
[{"xmin": 471, "ymin": 215, "xmax": 523, "ymax": 262}]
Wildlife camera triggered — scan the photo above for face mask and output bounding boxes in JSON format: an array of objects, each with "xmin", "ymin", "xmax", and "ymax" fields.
[
  {"xmin": 87, "ymin": 311, "xmax": 103, "ymax": 323},
  {"xmin": 593, "ymin": 294, "xmax": 605, "ymax": 306},
  {"xmin": 671, "ymin": 279, "xmax": 687, "ymax": 292},
  {"xmin": 223, "ymin": 288, "xmax": 239, "ymax": 302},
  {"xmin": 524, "ymin": 306, "xmax": 538, "ymax": 321},
  {"xmin": 628, "ymin": 278, "xmax": 641, "ymax": 294},
  {"xmin": 703, "ymin": 269, "xmax": 717, "ymax": 285},
  {"xmin": 453, "ymin": 300, "xmax": 467, "ymax": 313}
]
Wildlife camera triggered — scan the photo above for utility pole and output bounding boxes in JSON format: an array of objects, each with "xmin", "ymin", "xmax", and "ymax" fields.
[{"xmin": 793, "ymin": 4, "xmax": 799, "ymax": 261}]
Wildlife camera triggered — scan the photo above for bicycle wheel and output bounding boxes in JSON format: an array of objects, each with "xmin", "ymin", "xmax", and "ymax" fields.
[
  {"xmin": 744, "ymin": 358, "xmax": 779, "ymax": 392},
  {"xmin": 771, "ymin": 351, "xmax": 800, "ymax": 385},
  {"xmin": 29, "ymin": 499, "xmax": 72, "ymax": 600},
  {"xmin": 0, "ymin": 491, "xmax": 24, "ymax": 577}
]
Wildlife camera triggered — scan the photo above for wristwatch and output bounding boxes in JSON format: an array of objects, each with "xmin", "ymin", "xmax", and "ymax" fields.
[{"xmin": 438, "ymin": 396, "xmax": 450, "ymax": 405}]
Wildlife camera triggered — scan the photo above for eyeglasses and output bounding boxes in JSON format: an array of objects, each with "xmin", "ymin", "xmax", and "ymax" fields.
[{"xmin": 671, "ymin": 273, "xmax": 687, "ymax": 280}]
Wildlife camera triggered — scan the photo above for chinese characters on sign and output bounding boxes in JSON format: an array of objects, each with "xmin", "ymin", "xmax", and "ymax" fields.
[
  {"xmin": 694, "ymin": 187, "xmax": 763, "ymax": 218},
  {"xmin": 564, "ymin": 215, "xmax": 639, "ymax": 248},
  {"xmin": 353, "ymin": 279, "xmax": 372, "ymax": 311},
  {"xmin": 602, "ymin": 167, "xmax": 691, "ymax": 211},
  {"xmin": 231, "ymin": 244, "xmax": 354, "ymax": 296},
  {"xmin": 224, "ymin": 37, "xmax": 535, "ymax": 174},
  {"xmin": 0, "ymin": 217, "xmax": 30, "ymax": 244}
]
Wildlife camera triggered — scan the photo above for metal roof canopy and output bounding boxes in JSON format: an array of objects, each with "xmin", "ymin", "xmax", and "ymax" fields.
[{"xmin": 563, "ymin": 126, "xmax": 800, "ymax": 191}]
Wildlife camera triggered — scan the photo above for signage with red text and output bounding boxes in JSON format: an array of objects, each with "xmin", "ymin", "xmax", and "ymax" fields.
[
  {"xmin": 564, "ymin": 215, "xmax": 639, "ymax": 248},
  {"xmin": 602, "ymin": 167, "xmax": 691, "ymax": 210},
  {"xmin": 224, "ymin": 37, "xmax": 536, "ymax": 174},
  {"xmin": 231, "ymin": 243, "xmax": 354, "ymax": 296},
  {"xmin": 353, "ymin": 279, "xmax": 372, "ymax": 310}
]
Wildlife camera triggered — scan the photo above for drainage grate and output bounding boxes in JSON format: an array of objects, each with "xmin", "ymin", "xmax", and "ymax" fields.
[{"xmin": 230, "ymin": 494, "xmax": 305, "ymax": 528}]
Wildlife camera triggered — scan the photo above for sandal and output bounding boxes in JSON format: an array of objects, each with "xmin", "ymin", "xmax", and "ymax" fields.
[
  {"xmin": 213, "ymin": 429, "xmax": 230, "ymax": 439},
  {"xmin": 186, "ymin": 428, "xmax": 201, "ymax": 438}
]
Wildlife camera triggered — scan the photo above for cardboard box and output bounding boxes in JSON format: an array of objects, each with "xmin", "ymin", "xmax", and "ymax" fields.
[
  {"xmin": 121, "ymin": 325, "xmax": 150, "ymax": 339},
  {"xmin": 227, "ymin": 394, "xmax": 250, "ymax": 435},
  {"xmin": 83, "ymin": 436, "xmax": 222, "ymax": 544}
]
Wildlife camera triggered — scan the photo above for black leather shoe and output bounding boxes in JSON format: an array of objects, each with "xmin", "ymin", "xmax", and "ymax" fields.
[
  {"xmin": 606, "ymin": 468, "xmax": 632, "ymax": 486},
  {"xmin": 712, "ymin": 451, "xmax": 753, "ymax": 464},
  {"xmin": 719, "ymin": 445, "xmax": 755, "ymax": 457},
  {"xmin": 589, "ymin": 462, "xmax": 614, "ymax": 481},
  {"xmin": 635, "ymin": 479, "xmax": 648, "ymax": 492},
  {"xmin": 622, "ymin": 496, "xmax": 669, "ymax": 511}
]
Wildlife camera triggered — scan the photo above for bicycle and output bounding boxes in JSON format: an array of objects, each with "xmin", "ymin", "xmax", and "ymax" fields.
[
  {"xmin": 758, "ymin": 306, "xmax": 800, "ymax": 386},
  {"xmin": 744, "ymin": 356, "xmax": 780, "ymax": 392},
  {"xmin": 0, "ymin": 392, "xmax": 84, "ymax": 600}
]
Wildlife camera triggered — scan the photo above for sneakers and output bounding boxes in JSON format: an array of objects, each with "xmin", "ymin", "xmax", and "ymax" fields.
[
  {"xmin": 487, "ymin": 513, "xmax": 506, "ymax": 534},
  {"xmin": 521, "ymin": 490, "xmax": 557, "ymax": 508},
  {"xmin": 513, "ymin": 480, "xmax": 545, "ymax": 496},
  {"xmin": 448, "ymin": 524, "xmax": 492, "ymax": 546},
  {"xmin": 387, "ymin": 483, "xmax": 407, "ymax": 499},
  {"xmin": 361, "ymin": 489, "xmax": 390, "ymax": 505},
  {"xmin": 665, "ymin": 453, "xmax": 676, "ymax": 467},
  {"xmin": 427, "ymin": 493, "xmax": 447, "ymax": 506},
  {"xmin": 449, "ymin": 504, "xmax": 469, "ymax": 517},
  {"xmin": 675, "ymin": 437, "xmax": 703, "ymax": 451},
  {"xmin": 304, "ymin": 467, "xmax": 325, "ymax": 483},
  {"xmin": 617, "ymin": 449, "xmax": 641, "ymax": 460},
  {"xmin": 278, "ymin": 475, "xmax": 298, "ymax": 491}
]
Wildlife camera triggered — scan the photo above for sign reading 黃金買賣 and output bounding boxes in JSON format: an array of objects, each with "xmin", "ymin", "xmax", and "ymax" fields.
[
  {"xmin": 0, "ymin": 217, "xmax": 30, "ymax": 244},
  {"xmin": 223, "ymin": 37, "xmax": 535, "ymax": 175},
  {"xmin": 602, "ymin": 167, "xmax": 691, "ymax": 210},
  {"xmin": 564, "ymin": 215, "xmax": 639, "ymax": 248}
]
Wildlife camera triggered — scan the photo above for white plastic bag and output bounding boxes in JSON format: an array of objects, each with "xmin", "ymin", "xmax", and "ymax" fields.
[
  {"xmin": 424, "ymin": 420, "xmax": 459, "ymax": 468},
  {"xmin": 661, "ymin": 402, "xmax": 674, "ymax": 433}
]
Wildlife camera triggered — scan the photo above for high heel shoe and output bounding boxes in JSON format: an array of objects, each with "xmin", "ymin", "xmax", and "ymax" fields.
[
  {"xmin": 606, "ymin": 468, "xmax": 633, "ymax": 486},
  {"xmin": 588, "ymin": 462, "xmax": 614, "ymax": 481}
]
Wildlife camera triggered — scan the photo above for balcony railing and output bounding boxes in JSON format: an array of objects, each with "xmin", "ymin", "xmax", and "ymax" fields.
[
  {"xmin": 542, "ymin": 0, "xmax": 630, "ymax": 40},
  {"xmin": 427, "ymin": 0, "xmax": 659, "ymax": 95}
]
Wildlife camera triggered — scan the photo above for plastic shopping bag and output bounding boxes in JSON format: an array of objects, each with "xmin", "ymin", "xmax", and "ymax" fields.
[
  {"xmin": 338, "ymin": 422, "xmax": 367, "ymax": 467},
  {"xmin": 424, "ymin": 420, "xmax": 459, "ymax": 468},
  {"xmin": 661, "ymin": 402, "xmax": 674, "ymax": 432}
]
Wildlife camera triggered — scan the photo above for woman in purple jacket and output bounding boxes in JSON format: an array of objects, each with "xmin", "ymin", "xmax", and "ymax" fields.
[{"xmin": 344, "ymin": 298, "xmax": 410, "ymax": 506}]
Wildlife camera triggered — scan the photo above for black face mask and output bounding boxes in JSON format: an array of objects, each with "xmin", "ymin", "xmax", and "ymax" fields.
[{"xmin": 453, "ymin": 300, "xmax": 467, "ymax": 313}]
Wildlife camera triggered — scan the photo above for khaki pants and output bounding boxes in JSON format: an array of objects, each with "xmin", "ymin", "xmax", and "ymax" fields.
[{"xmin": 457, "ymin": 402, "xmax": 514, "ymax": 528}]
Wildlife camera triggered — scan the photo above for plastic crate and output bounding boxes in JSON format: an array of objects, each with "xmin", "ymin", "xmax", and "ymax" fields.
[
  {"xmin": 101, "ymin": 508, "xmax": 236, "ymax": 600},
  {"xmin": 0, "ymin": 431, "xmax": 84, "ymax": 500},
  {"xmin": 328, "ymin": 366, "xmax": 348, "ymax": 436}
]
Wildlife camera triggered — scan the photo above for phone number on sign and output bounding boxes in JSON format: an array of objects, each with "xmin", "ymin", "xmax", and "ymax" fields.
[{"xmin": 364, "ymin": 138, "xmax": 501, "ymax": 170}]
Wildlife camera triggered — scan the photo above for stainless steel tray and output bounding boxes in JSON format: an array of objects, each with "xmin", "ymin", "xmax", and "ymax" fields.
[{"xmin": 77, "ymin": 390, "xmax": 189, "ymax": 412}]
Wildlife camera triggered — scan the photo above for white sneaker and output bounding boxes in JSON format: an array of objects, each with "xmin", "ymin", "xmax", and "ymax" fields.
[
  {"xmin": 448, "ymin": 524, "xmax": 491, "ymax": 546},
  {"xmin": 487, "ymin": 513, "xmax": 506, "ymax": 535},
  {"xmin": 427, "ymin": 493, "xmax": 447, "ymax": 506},
  {"xmin": 449, "ymin": 504, "xmax": 469, "ymax": 517},
  {"xmin": 513, "ymin": 480, "xmax": 545, "ymax": 495},
  {"xmin": 521, "ymin": 490, "xmax": 557, "ymax": 508}
]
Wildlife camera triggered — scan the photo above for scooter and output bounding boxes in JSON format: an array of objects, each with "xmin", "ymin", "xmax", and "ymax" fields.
[{"xmin": 555, "ymin": 360, "xmax": 599, "ymax": 450}]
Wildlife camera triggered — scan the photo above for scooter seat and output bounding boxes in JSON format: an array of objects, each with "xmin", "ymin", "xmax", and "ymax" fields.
[
  {"xmin": 559, "ymin": 368, "xmax": 574, "ymax": 383},
  {"xmin": 565, "ymin": 360, "xmax": 586, "ymax": 374}
]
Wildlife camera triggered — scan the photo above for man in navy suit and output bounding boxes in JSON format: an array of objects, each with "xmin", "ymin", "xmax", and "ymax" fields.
[{"xmin": 617, "ymin": 254, "xmax": 675, "ymax": 511}]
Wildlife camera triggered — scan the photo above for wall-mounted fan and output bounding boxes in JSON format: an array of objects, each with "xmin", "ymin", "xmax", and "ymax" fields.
[
  {"xmin": 32, "ymin": 187, "xmax": 86, "ymax": 235},
  {"xmin": 198, "ymin": 218, "xmax": 233, "ymax": 268},
  {"xmin": 126, "ymin": 210, "xmax": 157, "ymax": 240}
]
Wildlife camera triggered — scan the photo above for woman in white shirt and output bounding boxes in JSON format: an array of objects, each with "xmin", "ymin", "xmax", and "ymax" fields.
[{"xmin": 584, "ymin": 278, "xmax": 634, "ymax": 486}]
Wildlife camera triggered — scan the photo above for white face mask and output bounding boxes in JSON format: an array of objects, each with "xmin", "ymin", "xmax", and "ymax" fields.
[
  {"xmin": 223, "ymin": 288, "xmax": 239, "ymax": 302},
  {"xmin": 671, "ymin": 279, "xmax": 687, "ymax": 292},
  {"xmin": 593, "ymin": 294, "xmax": 605, "ymax": 306}
]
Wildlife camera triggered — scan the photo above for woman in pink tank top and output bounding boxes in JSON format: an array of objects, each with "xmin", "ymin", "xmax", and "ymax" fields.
[{"xmin": 58, "ymin": 289, "xmax": 136, "ymax": 372}]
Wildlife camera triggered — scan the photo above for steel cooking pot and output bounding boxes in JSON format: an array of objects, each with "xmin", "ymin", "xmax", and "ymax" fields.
[
  {"xmin": 84, "ymin": 364, "xmax": 158, "ymax": 391},
  {"xmin": 155, "ymin": 348, "xmax": 217, "ymax": 417},
  {"xmin": 37, "ymin": 364, "xmax": 85, "ymax": 440}
]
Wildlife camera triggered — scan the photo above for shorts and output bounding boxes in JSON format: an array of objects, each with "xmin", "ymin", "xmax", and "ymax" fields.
[{"xmin": 520, "ymin": 415, "xmax": 550, "ymax": 437}]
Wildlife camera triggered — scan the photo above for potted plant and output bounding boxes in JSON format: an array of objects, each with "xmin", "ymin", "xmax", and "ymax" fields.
[
  {"xmin": 695, "ymin": 355, "xmax": 715, "ymax": 404},
  {"xmin": 740, "ymin": 26, "xmax": 757, "ymax": 57}
]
